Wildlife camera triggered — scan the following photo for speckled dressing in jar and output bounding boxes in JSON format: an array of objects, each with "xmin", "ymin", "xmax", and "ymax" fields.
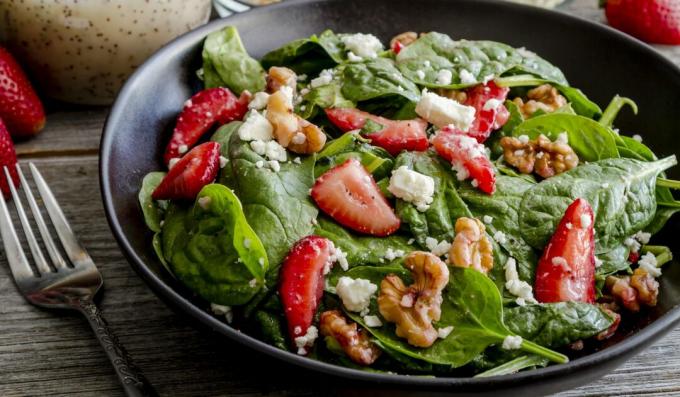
[{"xmin": 0, "ymin": 0, "xmax": 211, "ymax": 105}]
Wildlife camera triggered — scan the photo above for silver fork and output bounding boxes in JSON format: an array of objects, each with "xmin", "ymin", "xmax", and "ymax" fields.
[{"xmin": 0, "ymin": 163, "xmax": 156, "ymax": 397}]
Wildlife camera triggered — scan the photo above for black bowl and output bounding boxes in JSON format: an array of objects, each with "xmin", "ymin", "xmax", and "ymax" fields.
[{"xmin": 100, "ymin": 0, "xmax": 680, "ymax": 395}]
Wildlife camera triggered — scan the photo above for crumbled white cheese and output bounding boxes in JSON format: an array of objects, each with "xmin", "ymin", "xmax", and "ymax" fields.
[
  {"xmin": 210, "ymin": 303, "xmax": 233, "ymax": 323},
  {"xmin": 310, "ymin": 68, "xmax": 335, "ymax": 88},
  {"xmin": 340, "ymin": 33, "xmax": 383, "ymax": 59},
  {"xmin": 265, "ymin": 140, "xmax": 287, "ymax": 162},
  {"xmin": 639, "ymin": 252, "xmax": 662, "ymax": 277},
  {"xmin": 565, "ymin": 222, "xmax": 573, "ymax": 230},
  {"xmin": 580, "ymin": 213, "xmax": 592, "ymax": 229},
  {"xmin": 407, "ymin": 238, "xmax": 415, "ymax": 245},
  {"xmin": 633, "ymin": 134, "xmax": 643, "ymax": 142},
  {"xmin": 556, "ymin": 132, "xmax": 569, "ymax": 144},
  {"xmin": 595, "ymin": 256, "xmax": 603, "ymax": 268},
  {"xmin": 634, "ymin": 231, "xmax": 651, "ymax": 245},
  {"xmin": 267, "ymin": 160, "xmax": 281, "ymax": 172},
  {"xmin": 504, "ymin": 257, "xmax": 538, "ymax": 304},
  {"xmin": 518, "ymin": 135, "xmax": 530, "ymax": 144},
  {"xmin": 437, "ymin": 326, "xmax": 454, "ymax": 339},
  {"xmin": 602, "ymin": 183, "xmax": 610, "ymax": 189},
  {"xmin": 436, "ymin": 69, "xmax": 453, "ymax": 85},
  {"xmin": 502, "ymin": 335, "xmax": 523, "ymax": 350},
  {"xmin": 347, "ymin": 51, "xmax": 363, "ymax": 62},
  {"xmin": 387, "ymin": 166, "xmax": 435, "ymax": 212},
  {"xmin": 293, "ymin": 157, "xmax": 302, "ymax": 164},
  {"xmin": 239, "ymin": 110, "xmax": 274, "ymax": 141},
  {"xmin": 219, "ymin": 156, "xmax": 228, "ymax": 168},
  {"xmin": 250, "ymin": 140, "xmax": 267, "ymax": 155},
  {"xmin": 168, "ymin": 158, "xmax": 180, "ymax": 169},
  {"xmin": 535, "ymin": 151, "xmax": 544, "ymax": 159},
  {"xmin": 243, "ymin": 238, "xmax": 251, "ymax": 249},
  {"xmin": 425, "ymin": 237, "xmax": 451, "ymax": 257},
  {"xmin": 416, "ymin": 69, "xmax": 426, "ymax": 80},
  {"xmin": 178, "ymin": 144, "xmax": 188, "ymax": 154},
  {"xmin": 551, "ymin": 256, "xmax": 570, "ymax": 271},
  {"xmin": 415, "ymin": 90, "xmax": 476, "ymax": 130},
  {"xmin": 329, "ymin": 244, "xmax": 349, "ymax": 271},
  {"xmin": 258, "ymin": 257, "xmax": 265, "ymax": 267},
  {"xmin": 363, "ymin": 315, "xmax": 383, "ymax": 328},
  {"xmin": 471, "ymin": 179, "xmax": 479, "ymax": 188},
  {"xmin": 624, "ymin": 237, "xmax": 642, "ymax": 253},
  {"xmin": 255, "ymin": 160, "xmax": 264, "ymax": 169},
  {"xmin": 514, "ymin": 149, "xmax": 525, "ymax": 157},
  {"xmin": 336, "ymin": 277, "xmax": 378, "ymax": 313},
  {"xmin": 451, "ymin": 161, "xmax": 470, "ymax": 181},
  {"xmin": 294, "ymin": 325, "xmax": 318, "ymax": 355},
  {"xmin": 459, "ymin": 69, "xmax": 477, "ymax": 84},
  {"xmin": 483, "ymin": 98, "xmax": 503, "ymax": 111},
  {"xmin": 493, "ymin": 231, "xmax": 507, "ymax": 245},
  {"xmin": 384, "ymin": 248, "xmax": 406, "ymax": 261},
  {"xmin": 248, "ymin": 91, "xmax": 270, "ymax": 110},
  {"xmin": 483, "ymin": 215, "xmax": 493, "ymax": 224},
  {"xmin": 197, "ymin": 196, "xmax": 211, "ymax": 209}
]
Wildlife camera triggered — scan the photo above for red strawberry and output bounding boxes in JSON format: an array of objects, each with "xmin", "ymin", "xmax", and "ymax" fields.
[
  {"xmin": 391, "ymin": 40, "xmax": 405, "ymax": 54},
  {"xmin": 311, "ymin": 158, "xmax": 401, "ymax": 236},
  {"xmin": 535, "ymin": 198, "xmax": 596, "ymax": 304},
  {"xmin": 152, "ymin": 142, "xmax": 221, "ymax": 200},
  {"xmin": 603, "ymin": 0, "xmax": 680, "ymax": 45},
  {"xmin": 279, "ymin": 236, "xmax": 333, "ymax": 354},
  {"xmin": 0, "ymin": 47, "xmax": 45, "ymax": 139},
  {"xmin": 628, "ymin": 250, "xmax": 641, "ymax": 264},
  {"xmin": 325, "ymin": 108, "xmax": 428, "ymax": 156},
  {"xmin": 463, "ymin": 81, "xmax": 510, "ymax": 143},
  {"xmin": 0, "ymin": 118, "xmax": 19, "ymax": 198},
  {"xmin": 432, "ymin": 127, "xmax": 496, "ymax": 194},
  {"xmin": 163, "ymin": 88, "xmax": 249, "ymax": 165}
]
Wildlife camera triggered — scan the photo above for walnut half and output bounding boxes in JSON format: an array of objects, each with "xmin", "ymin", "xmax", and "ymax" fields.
[
  {"xmin": 266, "ymin": 88, "xmax": 326, "ymax": 154},
  {"xmin": 605, "ymin": 268, "xmax": 659, "ymax": 312},
  {"xmin": 319, "ymin": 310, "xmax": 381, "ymax": 366},
  {"xmin": 378, "ymin": 251, "xmax": 449, "ymax": 348},
  {"xmin": 513, "ymin": 84, "xmax": 567, "ymax": 118},
  {"xmin": 389, "ymin": 31, "xmax": 418, "ymax": 49},
  {"xmin": 266, "ymin": 66, "xmax": 297, "ymax": 95},
  {"xmin": 448, "ymin": 217, "xmax": 493, "ymax": 274},
  {"xmin": 501, "ymin": 134, "xmax": 579, "ymax": 179}
]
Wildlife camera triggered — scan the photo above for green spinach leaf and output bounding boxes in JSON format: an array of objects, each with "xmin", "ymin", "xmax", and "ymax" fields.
[
  {"xmin": 210, "ymin": 121, "xmax": 242, "ymax": 188},
  {"xmin": 299, "ymin": 80, "xmax": 354, "ymax": 119},
  {"xmin": 596, "ymin": 245, "xmax": 631, "ymax": 276},
  {"xmin": 138, "ymin": 172, "xmax": 166, "ymax": 233},
  {"xmin": 342, "ymin": 58, "xmax": 420, "ymax": 104},
  {"xmin": 599, "ymin": 95, "xmax": 638, "ymax": 128},
  {"xmin": 474, "ymin": 355, "xmax": 549, "ymax": 378},
  {"xmin": 202, "ymin": 26, "xmax": 266, "ymax": 94},
  {"xmin": 315, "ymin": 134, "xmax": 394, "ymax": 180},
  {"xmin": 261, "ymin": 30, "xmax": 345, "ymax": 75}
]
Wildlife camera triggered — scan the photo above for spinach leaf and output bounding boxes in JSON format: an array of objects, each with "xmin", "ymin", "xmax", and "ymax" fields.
[
  {"xmin": 202, "ymin": 26, "xmax": 266, "ymax": 94},
  {"xmin": 152, "ymin": 232, "xmax": 172, "ymax": 276},
  {"xmin": 496, "ymin": 74, "xmax": 602, "ymax": 118},
  {"xmin": 474, "ymin": 355, "xmax": 549, "ymax": 378},
  {"xmin": 261, "ymin": 30, "xmax": 345, "ymax": 75},
  {"xmin": 393, "ymin": 151, "xmax": 471, "ymax": 246},
  {"xmin": 315, "ymin": 134, "xmax": 394, "ymax": 180},
  {"xmin": 511, "ymin": 113, "xmax": 619, "ymax": 162},
  {"xmin": 344, "ymin": 266, "xmax": 567, "ymax": 367},
  {"xmin": 459, "ymin": 175, "xmax": 539, "ymax": 283},
  {"xmin": 342, "ymin": 58, "xmax": 420, "ymax": 104},
  {"xmin": 596, "ymin": 245, "xmax": 631, "ymax": 276},
  {"xmin": 299, "ymin": 80, "xmax": 354, "ymax": 119},
  {"xmin": 314, "ymin": 217, "xmax": 413, "ymax": 269},
  {"xmin": 254, "ymin": 310, "xmax": 288, "ymax": 350},
  {"xmin": 161, "ymin": 184, "xmax": 269, "ymax": 305},
  {"xmin": 228, "ymin": 131, "xmax": 318, "ymax": 279},
  {"xmin": 138, "ymin": 172, "xmax": 166, "ymax": 233},
  {"xmin": 504, "ymin": 302, "xmax": 614, "ymax": 348},
  {"xmin": 519, "ymin": 157, "xmax": 677, "ymax": 253},
  {"xmin": 617, "ymin": 135, "xmax": 656, "ymax": 161},
  {"xmin": 599, "ymin": 95, "xmax": 638, "ymax": 128},
  {"xmin": 210, "ymin": 121, "xmax": 242, "ymax": 188},
  {"xmin": 396, "ymin": 33, "xmax": 566, "ymax": 89}
]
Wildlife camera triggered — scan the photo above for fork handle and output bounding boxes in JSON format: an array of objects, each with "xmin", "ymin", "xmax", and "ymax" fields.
[{"xmin": 78, "ymin": 300, "xmax": 158, "ymax": 397}]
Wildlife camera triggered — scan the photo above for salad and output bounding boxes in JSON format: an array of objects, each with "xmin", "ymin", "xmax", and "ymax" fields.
[{"xmin": 139, "ymin": 27, "xmax": 678, "ymax": 377}]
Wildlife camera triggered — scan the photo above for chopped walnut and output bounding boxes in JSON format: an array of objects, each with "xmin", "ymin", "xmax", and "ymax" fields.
[
  {"xmin": 605, "ymin": 268, "xmax": 659, "ymax": 312},
  {"xmin": 434, "ymin": 88, "xmax": 467, "ymax": 104},
  {"xmin": 319, "ymin": 310, "xmax": 381, "ymax": 366},
  {"xmin": 595, "ymin": 303, "xmax": 621, "ymax": 340},
  {"xmin": 512, "ymin": 84, "xmax": 567, "ymax": 118},
  {"xmin": 389, "ymin": 31, "xmax": 418, "ymax": 49},
  {"xmin": 266, "ymin": 89, "xmax": 326, "ymax": 154},
  {"xmin": 448, "ymin": 217, "xmax": 493, "ymax": 274},
  {"xmin": 500, "ymin": 134, "xmax": 579, "ymax": 179},
  {"xmin": 378, "ymin": 251, "xmax": 450, "ymax": 348},
  {"xmin": 266, "ymin": 66, "xmax": 297, "ymax": 94}
]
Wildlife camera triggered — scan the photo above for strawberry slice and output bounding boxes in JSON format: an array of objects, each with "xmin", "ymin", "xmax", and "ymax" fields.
[
  {"xmin": 604, "ymin": 0, "xmax": 680, "ymax": 45},
  {"xmin": 163, "ymin": 87, "xmax": 249, "ymax": 166},
  {"xmin": 311, "ymin": 158, "xmax": 400, "ymax": 236},
  {"xmin": 432, "ymin": 127, "xmax": 496, "ymax": 194},
  {"xmin": 535, "ymin": 198, "xmax": 596, "ymax": 304},
  {"xmin": 279, "ymin": 235, "xmax": 333, "ymax": 354},
  {"xmin": 153, "ymin": 142, "xmax": 221, "ymax": 200},
  {"xmin": 391, "ymin": 40, "xmax": 405, "ymax": 54},
  {"xmin": 325, "ymin": 108, "xmax": 428, "ymax": 156},
  {"xmin": 462, "ymin": 81, "xmax": 510, "ymax": 143},
  {"xmin": 0, "ymin": 118, "xmax": 19, "ymax": 198},
  {"xmin": 0, "ymin": 47, "xmax": 45, "ymax": 139}
]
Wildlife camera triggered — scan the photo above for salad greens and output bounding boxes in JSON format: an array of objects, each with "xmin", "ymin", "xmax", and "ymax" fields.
[{"xmin": 140, "ymin": 26, "xmax": 678, "ymax": 378}]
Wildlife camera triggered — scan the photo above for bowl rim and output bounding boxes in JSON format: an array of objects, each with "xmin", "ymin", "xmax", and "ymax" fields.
[{"xmin": 100, "ymin": 0, "xmax": 680, "ymax": 389}]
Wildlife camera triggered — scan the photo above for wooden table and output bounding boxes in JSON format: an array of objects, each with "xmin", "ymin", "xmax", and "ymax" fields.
[{"xmin": 2, "ymin": 1, "xmax": 680, "ymax": 396}]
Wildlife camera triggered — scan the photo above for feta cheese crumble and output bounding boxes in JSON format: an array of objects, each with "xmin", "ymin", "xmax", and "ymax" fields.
[
  {"xmin": 363, "ymin": 315, "xmax": 383, "ymax": 328},
  {"xmin": 329, "ymin": 245, "xmax": 349, "ymax": 271},
  {"xmin": 483, "ymin": 215, "xmax": 493, "ymax": 224},
  {"xmin": 248, "ymin": 91, "xmax": 270, "ymax": 110},
  {"xmin": 504, "ymin": 257, "xmax": 538, "ymax": 305},
  {"xmin": 518, "ymin": 134, "xmax": 530, "ymax": 144},
  {"xmin": 265, "ymin": 140, "xmax": 287, "ymax": 162},
  {"xmin": 267, "ymin": 160, "xmax": 281, "ymax": 172},
  {"xmin": 493, "ymin": 231, "xmax": 507, "ymax": 245},
  {"xmin": 178, "ymin": 144, "xmax": 188, "ymax": 154},
  {"xmin": 425, "ymin": 237, "xmax": 451, "ymax": 257},
  {"xmin": 340, "ymin": 33, "xmax": 384, "ymax": 59},
  {"xmin": 346, "ymin": 51, "xmax": 363, "ymax": 62},
  {"xmin": 294, "ymin": 325, "xmax": 319, "ymax": 355},
  {"xmin": 387, "ymin": 166, "xmax": 435, "ymax": 212},
  {"xmin": 336, "ymin": 277, "xmax": 378, "ymax": 313},
  {"xmin": 437, "ymin": 326, "xmax": 454, "ymax": 339},
  {"xmin": 197, "ymin": 196, "xmax": 211, "ymax": 209},
  {"xmin": 310, "ymin": 68, "xmax": 335, "ymax": 88},
  {"xmin": 239, "ymin": 110, "xmax": 274, "ymax": 141},
  {"xmin": 384, "ymin": 248, "xmax": 406, "ymax": 261},
  {"xmin": 415, "ymin": 90, "xmax": 476, "ymax": 130},
  {"xmin": 639, "ymin": 252, "xmax": 661, "ymax": 277},
  {"xmin": 633, "ymin": 134, "xmax": 643, "ymax": 142},
  {"xmin": 483, "ymin": 98, "xmax": 503, "ymax": 111},
  {"xmin": 416, "ymin": 69, "xmax": 426, "ymax": 80},
  {"xmin": 168, "ymin": 157, "xmax": 180, "ymax": 169},
  {"xmin": 219, "ymin": 156, "xmax": 228, "ymax": 168},
  {"xmin": 459, "ymin": 69, "xmax": 477, "ymax": 84},
  {"xmin": 436, "ymin": 69, "xmax": 453, "ymax": 85},
  {"xmin": 551, "ymin": 256, "xmax": 569, "ymax": 271},
  {"xmin": 502, "ymin": 335, "xmax": 523, "ymax": 350},
  {"xmin": 580, "ymin": 213, "xmax": 592, "ymax": 229},
  {"xmin": 556, "ymin": 132, "xmax": 569, "ymax": 144},
  {"xmin": 210, "ymin": 303, "xmax": 233, "ymax": 323}
]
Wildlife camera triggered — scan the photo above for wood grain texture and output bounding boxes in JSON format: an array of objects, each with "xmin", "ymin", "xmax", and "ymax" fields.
[{"xmin": 1, "ymin": 1, "xmax": 680, "ymax": 396}]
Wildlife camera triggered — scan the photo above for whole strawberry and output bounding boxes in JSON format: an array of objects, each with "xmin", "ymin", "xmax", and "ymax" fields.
[
  {"xmin": 0, "ymin": 118, "xmax": 19, "ymax": 198},
  {"xmin": 603, "ymin": 0, "xmax": 680, "ymax": 45},
  {"xmin": 0, "ymin": 47, "xmax": 46, "ymax": 139}
]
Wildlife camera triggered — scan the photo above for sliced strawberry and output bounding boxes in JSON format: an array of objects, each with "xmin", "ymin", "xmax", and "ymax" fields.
[
  {"xmin": 0, "ymin": 47, "xmax": 45, "ymax": 139},
  {"xmin": 391, "ymin": 40, "xmax": 405, "ymax": 54},
  {"xmin": 0, "ymin": 118, "xmax": 19, "ymax": 198},
  {"xmin": 535, "ymin": 198, "xmax": 596, "ymax": 304},
  {"xmin": 163, "ymin": 88, "xmax": 249, "ymax": 165},
  {"xmin": 462, "ymin": 81, "xmax": 510, "ymax": 143},
  {"xmin": 279, "ymin": 235, "xmax": 333, "ymax": 354},
  {"xmin": 153, "ymin": 142, "xmax": 220, "ymax": 200},
  {"xmin": 628, "ymin": 251, "xmax": 640, "ymax": 264},
  {"xmin": 311, "ymin": 158, "xmax": 400, "ymax": 236},
  {"xmin": 325, "ymin": 108, "xmax": 428, "ymax": 156},
  {"xmin": 432, "ymin": 127, "xmax": 496, "ymax": 194}
]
